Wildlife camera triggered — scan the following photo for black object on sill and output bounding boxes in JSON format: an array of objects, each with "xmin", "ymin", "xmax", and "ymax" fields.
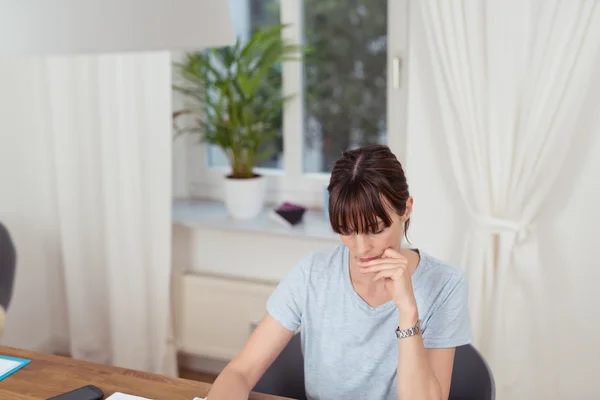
[{"xmin": 269, "ymin": 202, "xmax": 307, "ymax": 228}]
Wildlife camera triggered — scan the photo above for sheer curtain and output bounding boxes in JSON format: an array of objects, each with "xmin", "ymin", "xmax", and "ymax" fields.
[
  {"xmin": 43, "ymin": 53, "xmax": 177, "ymax": 375},
  {"xmin": 414, "ymin": 1, "xmax": 600, "ymax": 399}
]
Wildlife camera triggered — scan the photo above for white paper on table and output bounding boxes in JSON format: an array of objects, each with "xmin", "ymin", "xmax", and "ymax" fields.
[
  {"xmin": 106, "ymin": 393, "xmax": 152, "ymax": 400},
  {"xmin": 0, "ymin": 358, "xmax": 21, "ymax": 376},
  {"xmin": 106, "ymin": 393, "xmax": 206, "ymax": 400}
]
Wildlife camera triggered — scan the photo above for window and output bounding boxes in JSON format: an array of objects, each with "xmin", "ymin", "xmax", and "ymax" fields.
[{"xmin": 188, "ymin": 0, "xmax": 408, "ymax": 208}]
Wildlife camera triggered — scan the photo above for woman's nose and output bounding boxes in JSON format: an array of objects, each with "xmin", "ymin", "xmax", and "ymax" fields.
[{"xmin": 354, "ymin": 234, "xmax": 372, "ymax": 255}]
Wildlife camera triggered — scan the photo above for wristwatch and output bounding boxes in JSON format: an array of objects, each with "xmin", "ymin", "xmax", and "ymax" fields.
[{"xmin": 395, "ymin": 319, "xmax": 422, "ymax": 339}]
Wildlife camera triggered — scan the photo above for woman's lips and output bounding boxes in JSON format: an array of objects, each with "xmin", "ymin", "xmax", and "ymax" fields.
[{"xmin": 359, "ymin": 256, "xmax": 379, "ymax": 262}]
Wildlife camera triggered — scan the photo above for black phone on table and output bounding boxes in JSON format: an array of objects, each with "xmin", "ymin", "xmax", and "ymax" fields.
[{"xmin": 46, "ymin": 384, "xmax": 104, "ymax": 400}]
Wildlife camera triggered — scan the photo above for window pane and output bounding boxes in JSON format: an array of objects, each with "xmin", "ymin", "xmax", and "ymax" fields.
[
  {"xmin": 208, "ymin": 0, "xmax": 283, "ymax": 170},
  {"xmin": 302, "ymin": 1, "xmax": 388, "ymax": 173}
]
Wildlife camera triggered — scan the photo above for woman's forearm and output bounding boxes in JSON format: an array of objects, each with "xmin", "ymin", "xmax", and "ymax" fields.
[
  {"xmin": 396, "ymin": 308, "xmax": 442, "ymax": 400},
  {"xmin": 206, "ymin": 366, "xmax": 252, "ymax": 400}
]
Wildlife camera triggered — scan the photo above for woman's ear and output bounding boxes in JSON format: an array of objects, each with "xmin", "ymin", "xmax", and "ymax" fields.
[{"xmin": 404, "ymin": 197, "xmax": 414, "ymax": 220}]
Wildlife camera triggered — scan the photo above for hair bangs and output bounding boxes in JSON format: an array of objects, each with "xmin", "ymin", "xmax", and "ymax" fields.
[{"xmin": 329, "ymin": 180, "xmax": 393, "ymax": 235}]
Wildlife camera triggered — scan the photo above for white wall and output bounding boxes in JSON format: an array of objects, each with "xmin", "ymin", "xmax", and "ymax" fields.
[
  {"xmin": 406, "ymin": 10, "xmax": 600, "ymax": 399},
  {"xmin": 0, "ymin": 58, "xmax": 69, "ymax": 351}
]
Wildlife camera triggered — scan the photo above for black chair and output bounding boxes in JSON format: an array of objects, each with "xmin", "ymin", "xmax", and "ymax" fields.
[
  {"xmin": 0, "ymin": 222, "xmax": 17, "ymax": 320},
  {"xmin": 449, "ymin": 344, "xmax": 495, "ymax": 400},
  {"xmin": 253, "ymin": 332, "xmax": 306, "ymax": 400},
  {"xmin": 254, "ymin": 333, "xmax": 495, "ymax": 400}
]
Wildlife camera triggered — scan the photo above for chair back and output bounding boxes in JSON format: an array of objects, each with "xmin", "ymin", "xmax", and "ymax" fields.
[
  {"xmin": 449, "ymin": 344, "xmax": 496, "ymax": 400},
  {"xmin": 253, "ymin": 332, "xmax": 306, "ymax": 400},
  {"xmin": 253, "ymin": 334, "xmax": 495, "ymax": 400},
  {"xmin": 0, "ymin": 222, "xmax": 17, "ymax": 311}
]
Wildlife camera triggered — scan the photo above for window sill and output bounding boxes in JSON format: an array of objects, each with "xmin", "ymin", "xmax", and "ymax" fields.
[{"xmin": 172, "ymin": 199, "xmax": 338, "ymax": 242}]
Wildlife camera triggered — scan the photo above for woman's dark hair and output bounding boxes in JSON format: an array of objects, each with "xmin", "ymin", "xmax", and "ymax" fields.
[{"xmin": 327, "ymin": 144, "xmax": 411, "ymax": 239}]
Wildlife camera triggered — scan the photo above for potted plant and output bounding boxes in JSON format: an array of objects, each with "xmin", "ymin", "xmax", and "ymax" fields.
[{"xmin": 173, "ymin": 24, "xmax": 302, "ymax": 220}]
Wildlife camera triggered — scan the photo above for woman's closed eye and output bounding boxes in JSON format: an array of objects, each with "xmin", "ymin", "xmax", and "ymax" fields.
[{"xmin": 370, "ymin": 225, "xmax": 387, "ymax": 235}]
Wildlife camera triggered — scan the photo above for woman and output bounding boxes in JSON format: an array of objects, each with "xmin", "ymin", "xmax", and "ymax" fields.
[{"xmin": 207, "ymin": 145, "xmax": 472, "ymax": 400}]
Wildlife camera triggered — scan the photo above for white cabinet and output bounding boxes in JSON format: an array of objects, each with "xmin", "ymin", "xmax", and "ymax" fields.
[
  {"xmin": 175, "ymin": 273, "xmax": 276, "ymax": 360},
  {"xmin": 171, "ymin": 201, "xmax": 339, "ymax": 363}
]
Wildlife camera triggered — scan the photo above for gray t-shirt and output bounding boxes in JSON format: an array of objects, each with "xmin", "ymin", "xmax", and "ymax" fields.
[{"xmin": 266, "ymin": 244, "xmax": 472, "ymax": 400}]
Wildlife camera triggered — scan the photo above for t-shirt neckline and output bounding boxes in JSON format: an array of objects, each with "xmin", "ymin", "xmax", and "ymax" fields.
[{"xmin": 342, "ymin": 245, "xmax": 425, "ymax": 314}]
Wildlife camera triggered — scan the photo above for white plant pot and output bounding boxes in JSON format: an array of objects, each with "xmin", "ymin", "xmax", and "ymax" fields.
[{"xmin": 223, "ymin": 175, "xmax": 266, "ymax": 220}]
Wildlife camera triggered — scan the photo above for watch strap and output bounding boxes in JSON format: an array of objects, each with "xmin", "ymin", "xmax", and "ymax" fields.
[{"xmin": 395, "ymin": 319, "xmax": 422, "ymax": 339}]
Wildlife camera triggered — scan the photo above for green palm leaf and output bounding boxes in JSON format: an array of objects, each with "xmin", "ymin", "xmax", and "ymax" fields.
[{"xmin": 172, "ymin": 24, "xmax": 305, "ymax": 178}]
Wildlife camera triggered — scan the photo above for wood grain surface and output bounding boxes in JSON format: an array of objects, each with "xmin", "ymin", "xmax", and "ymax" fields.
[{"xmin": 0, "ymin": 346, "xmax": 290, "ymax": 400}]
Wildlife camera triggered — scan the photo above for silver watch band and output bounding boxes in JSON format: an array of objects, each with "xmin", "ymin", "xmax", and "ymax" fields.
[{"xmin": 395, "ymin": 319, "xmax": 422, "ymax": 339}]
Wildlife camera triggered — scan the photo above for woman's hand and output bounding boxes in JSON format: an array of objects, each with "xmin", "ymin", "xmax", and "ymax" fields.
[{"xmin": 357, "ymin": 248, "xmax": 418, "ymax": 316}]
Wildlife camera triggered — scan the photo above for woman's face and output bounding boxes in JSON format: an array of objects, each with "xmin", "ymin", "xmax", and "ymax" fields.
[{"xmin": 339, "ymin": 197, "xmax": 412, "ymax": 263}]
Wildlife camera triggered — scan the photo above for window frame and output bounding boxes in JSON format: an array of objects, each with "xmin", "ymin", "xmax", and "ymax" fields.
[{"xmin": 184, "ymin": 0, "xmax": 408, "ymax": 209}]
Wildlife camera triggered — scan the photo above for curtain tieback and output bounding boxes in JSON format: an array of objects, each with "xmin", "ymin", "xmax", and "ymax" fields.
[{"xmin": 471, "ymin": 214, "xmax": 531, "ymax": 244}]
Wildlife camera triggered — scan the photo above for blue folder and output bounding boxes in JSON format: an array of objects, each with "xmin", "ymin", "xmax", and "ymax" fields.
[{"xmin": 0, "ymin": 355, "xmax": 31, "ymax": 381}]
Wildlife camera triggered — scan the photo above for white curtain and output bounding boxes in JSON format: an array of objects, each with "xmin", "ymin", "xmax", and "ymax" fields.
[
  {"xmin": 41, "ymin": 53, "xmax": 177, "ymax": 375},
  {"xmin": 416, "ymin": 1, "xmax": 600, "ymax": 399}
]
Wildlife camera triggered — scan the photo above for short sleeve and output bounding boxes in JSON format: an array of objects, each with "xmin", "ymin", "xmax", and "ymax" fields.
[
  {"xmin": 422, "ymin": 274, "xmax": 473, "ymax": 348},
  {"xmin": 266, "ymin": 254, "xmax": 311, "ymax": 332}
]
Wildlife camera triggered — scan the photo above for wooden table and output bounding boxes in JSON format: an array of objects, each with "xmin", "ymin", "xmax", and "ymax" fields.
[{"xmin": 0, "ymin": 346, "xmax": 291, "ymax": 400}]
